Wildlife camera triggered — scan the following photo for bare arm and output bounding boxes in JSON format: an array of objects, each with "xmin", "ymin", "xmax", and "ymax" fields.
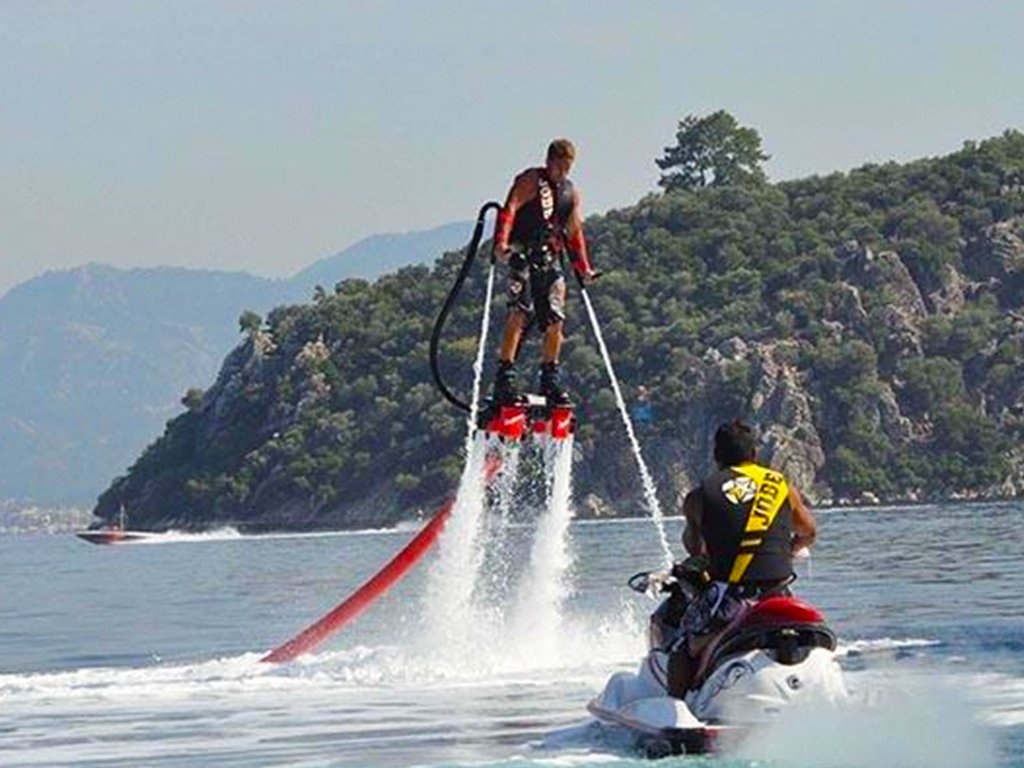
[
  {"xmin": 681, "ymin": 488, "xmax": 706, "ymax": 557},
  {"xmin": 566, "ymin": 187, "xmax": 584, "ymax": 241},
  {"xmin": 789, "ymin": 486, "xmax": 817, "ymax": 553},
  {"xmin": 566, "ymin": 187, "xmax": 594, "ymax": 277}
]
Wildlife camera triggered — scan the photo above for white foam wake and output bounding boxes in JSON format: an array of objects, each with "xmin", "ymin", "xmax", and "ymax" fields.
[
  {"xmin": 733, "ymin": 671, "xmax": 999, "ymax": 768},
  {"xmin": 837, "ymin": 636, "xmax": 943, "ymax": 658}
]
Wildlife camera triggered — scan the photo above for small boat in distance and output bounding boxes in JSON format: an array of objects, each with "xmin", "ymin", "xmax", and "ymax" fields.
[{"xmin": 76, "ymin": 505, "xmax": 154, "ymax": 545}]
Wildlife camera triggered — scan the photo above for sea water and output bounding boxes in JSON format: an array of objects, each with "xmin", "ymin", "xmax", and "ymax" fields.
[{"xmin": 2, "ymin": 502, "xmax": 1023, "ymax": 767}]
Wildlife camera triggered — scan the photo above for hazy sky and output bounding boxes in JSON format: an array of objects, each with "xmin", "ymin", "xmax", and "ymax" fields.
[{"xmin": 2, "ymin": 1, "xmax": 1023, "ymax": 297}]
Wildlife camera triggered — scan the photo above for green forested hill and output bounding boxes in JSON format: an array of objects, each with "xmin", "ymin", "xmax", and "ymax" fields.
[{"xmin": 96, "ymin": 123, "xmax": 1024, "ymax": 530}]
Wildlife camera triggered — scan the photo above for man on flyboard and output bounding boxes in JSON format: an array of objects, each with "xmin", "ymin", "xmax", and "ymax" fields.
[{"xmin": 489, "ymin": 138, "xmax": 599, "ymax": 407}]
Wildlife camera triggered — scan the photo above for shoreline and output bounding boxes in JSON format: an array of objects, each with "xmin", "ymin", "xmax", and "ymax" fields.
[{"xmin": 4, "ymin": 494, "xmax": 1021, "ymax": 536}]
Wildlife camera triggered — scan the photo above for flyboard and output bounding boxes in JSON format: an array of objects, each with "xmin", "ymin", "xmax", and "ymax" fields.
[
  {"xmin": 264, "ymin": 202, "xmax": 572, "ymax": 663},
  {"xmin": 262, "ymin": 195, "xmax": 634, "ymax": 662},
  {"xmin": 429, "ymin": 202, "xmax": 578, "ymax": 445}
]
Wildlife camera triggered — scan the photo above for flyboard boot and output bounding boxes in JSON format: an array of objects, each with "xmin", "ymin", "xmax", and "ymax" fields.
[
  {"xmin": 539, "ymin": 361, "xmax": 571, "ymax": 407},
  {"xmin": 492, "ymin": 360, "xmax": 525, "ymax": 406},
  {"xmin": 478, "ymin": 359, "xmax": 575, "ymax": 442},
  {"xmin": 533, "ymin": 361, "xmax": 574, "ymax": 440},
  {"xmin": 477, "ymin": 360, "xmax": 577, "ymax": 444}
]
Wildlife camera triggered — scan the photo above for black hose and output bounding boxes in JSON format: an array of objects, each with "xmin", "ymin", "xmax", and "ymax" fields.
[{"xmin": 429, "ymin": 201, "xmax": 501, "ymax": 413}]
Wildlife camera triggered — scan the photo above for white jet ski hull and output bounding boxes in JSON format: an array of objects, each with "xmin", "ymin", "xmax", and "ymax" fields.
[{"xmin": 589, "ymin": 646, "xmax": 847, "ymax": 755}]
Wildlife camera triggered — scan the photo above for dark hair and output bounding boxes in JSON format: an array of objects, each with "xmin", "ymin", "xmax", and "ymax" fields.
[{"xmin": 713, "ymin": 419, "xmax": 757, "ymax": 467}]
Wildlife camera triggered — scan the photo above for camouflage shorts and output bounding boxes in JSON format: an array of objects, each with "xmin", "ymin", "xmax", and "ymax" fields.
[
  {"xmin": 678, "ymin": 582, "xmax": 749, "ymax": 641},
  {"xmin": 506, "ymin": 254, "xmax": 566, "ymax": 330}
]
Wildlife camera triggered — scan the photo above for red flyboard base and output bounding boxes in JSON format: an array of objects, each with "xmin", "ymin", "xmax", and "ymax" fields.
[
  {"xmin": 261, "ymin": 452, "xmax": 502, "ymax": 663},
  {"xmin": 485, "ymin": 404, "xmax": 528, "ymax": 440},
  {"xmin": 482, "ymin": 397, "xmax": 574, "ymax": 442},
  {"xmin": 542, "ymin": 405, "xmax": 575, "ymax": 440}
]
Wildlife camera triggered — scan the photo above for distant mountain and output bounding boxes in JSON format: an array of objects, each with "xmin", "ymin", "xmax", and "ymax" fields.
[
  {"xmin": 0, "ymin": 222, "xmax": 472, "ymax": 506},
  {"xmin": 0, "ymin": 265, "xmax": 282, "ymax": 503},
  {"xmin": 289, "ymin": 221, "xmax": 472, "ymax": 297}
]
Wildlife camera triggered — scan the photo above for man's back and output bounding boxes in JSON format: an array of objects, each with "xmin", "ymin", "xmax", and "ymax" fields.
[{"xmin": 700, "ymin": 462, "xmax": 794, "ymax": 585}]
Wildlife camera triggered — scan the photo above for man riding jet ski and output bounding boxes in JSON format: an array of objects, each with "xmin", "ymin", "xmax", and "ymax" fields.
[{"xmin": 589, "ymin": 420, "xmax": 847, "ymax": 756}]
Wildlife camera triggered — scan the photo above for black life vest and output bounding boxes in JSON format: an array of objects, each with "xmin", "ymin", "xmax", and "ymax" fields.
[
  {"xmin": 509, "ymin": 170, "xmax": 575, "ymax": 251},
  {"xmin": 700, "ymin": 462, "xmax": 794, "ymax": 584}
]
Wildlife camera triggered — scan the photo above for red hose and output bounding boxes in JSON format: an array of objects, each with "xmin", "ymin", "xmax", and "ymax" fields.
[{"xmin": 262, "ymin": 451, "xmax": 501, "ymax": 663}]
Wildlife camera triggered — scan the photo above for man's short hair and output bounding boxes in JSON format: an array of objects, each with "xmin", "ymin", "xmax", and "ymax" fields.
[
  {"xmin": 713, "ymin": 419, "xmax": 757, "ymax": 467},
  {"xmin": 547, "ymin": 138, "xmax": 576, "ymax": 163}
]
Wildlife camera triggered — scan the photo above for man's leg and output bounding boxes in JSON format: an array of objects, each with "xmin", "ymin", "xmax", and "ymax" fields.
[
  {"xmin": 666, "ymin": 648, "xmax": 698, "ymax": 699},
  {"xmin": 542, "ymin": 319, "xmax": 563, "ymax": 364},
  {"xmin": 667, "ymin": 632, "xmax": 714, "ymax": 698},
  {"xmin": 501, "ymin": 310, "xmax": 529, "ymax": 364},
  {"xmin": 492, "ymin": 256, "xmax": 533, "ymax": 404},
  {"xmin": 492, "ymin": 309, "xmax": 529, "ymax": 404},
  {"xmin": 538, "ymin": 276, "xmax": 570, "ymax": 404}
]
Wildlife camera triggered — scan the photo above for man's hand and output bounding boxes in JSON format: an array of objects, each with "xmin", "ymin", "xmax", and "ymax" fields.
[
  {"xmin": 645, "ymin": 568, "xmax": 676, "ymax": 597},
  {"xmin": 574, "ymin": 267, "xmax": 601, "ymax": 284}
]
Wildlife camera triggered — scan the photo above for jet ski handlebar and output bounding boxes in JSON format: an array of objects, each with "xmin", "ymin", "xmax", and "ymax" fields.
[
  {"xmin": 628, "ymin": 569, "xmax": 677, "ymax": 597},
  {"xmin": 629, "ymin": 556, "xmax": 712, "ymax": 598}
]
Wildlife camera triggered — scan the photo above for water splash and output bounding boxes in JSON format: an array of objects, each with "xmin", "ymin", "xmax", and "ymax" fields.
[
  {"xmin": 511, "ymin": 437, "xmax": 577, "ymax": 662},
  {"xmin": 732, "ymin": 672, "xmax": 998, "ymax": 768},
  {"xmin": 423, "ymin": 433, "xmax": 492, "ymax": 651},
  {"xmin": 422, "ymin": 264, "xmax": 643, "ymax": 673},
  {"xmin": 422, "ymin": 263, "xmax": 496, "ymax": 648},
  {"xmin": 579, "ymin": 288, "xmax": 673, "ymax": 566},
  {"xmin": 481, "ymin": 439, "xmax": 522, "ymax": 609}
]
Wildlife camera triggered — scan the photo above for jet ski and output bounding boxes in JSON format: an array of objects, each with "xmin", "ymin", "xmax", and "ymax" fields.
[{"xmin": 588, "ymin": 563, "xmax": 848, "ymax": 757}]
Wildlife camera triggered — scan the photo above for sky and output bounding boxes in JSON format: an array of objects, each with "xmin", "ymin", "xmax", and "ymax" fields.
[{"xmin": 2, "ymin": 0, "xmax": 1023, "ymax": 297}]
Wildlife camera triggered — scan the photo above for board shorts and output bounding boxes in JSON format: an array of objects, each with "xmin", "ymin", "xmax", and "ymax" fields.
[
  {"xmin": 679, "ymin": 582, "xmax": 750, "ymax": 641},
  {"xmin": 506, "ymin": 250, "xmax": 566, "ymax": 330},
  {"xmin": 669, "ymin": 579, "xmax": 792, "ymax": 652}
]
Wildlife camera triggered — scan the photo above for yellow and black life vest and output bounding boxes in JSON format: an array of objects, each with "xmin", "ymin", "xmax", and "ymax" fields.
[{"xmin": 700, "ymin": 462, "xmax": 794, "ymax": 584}]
